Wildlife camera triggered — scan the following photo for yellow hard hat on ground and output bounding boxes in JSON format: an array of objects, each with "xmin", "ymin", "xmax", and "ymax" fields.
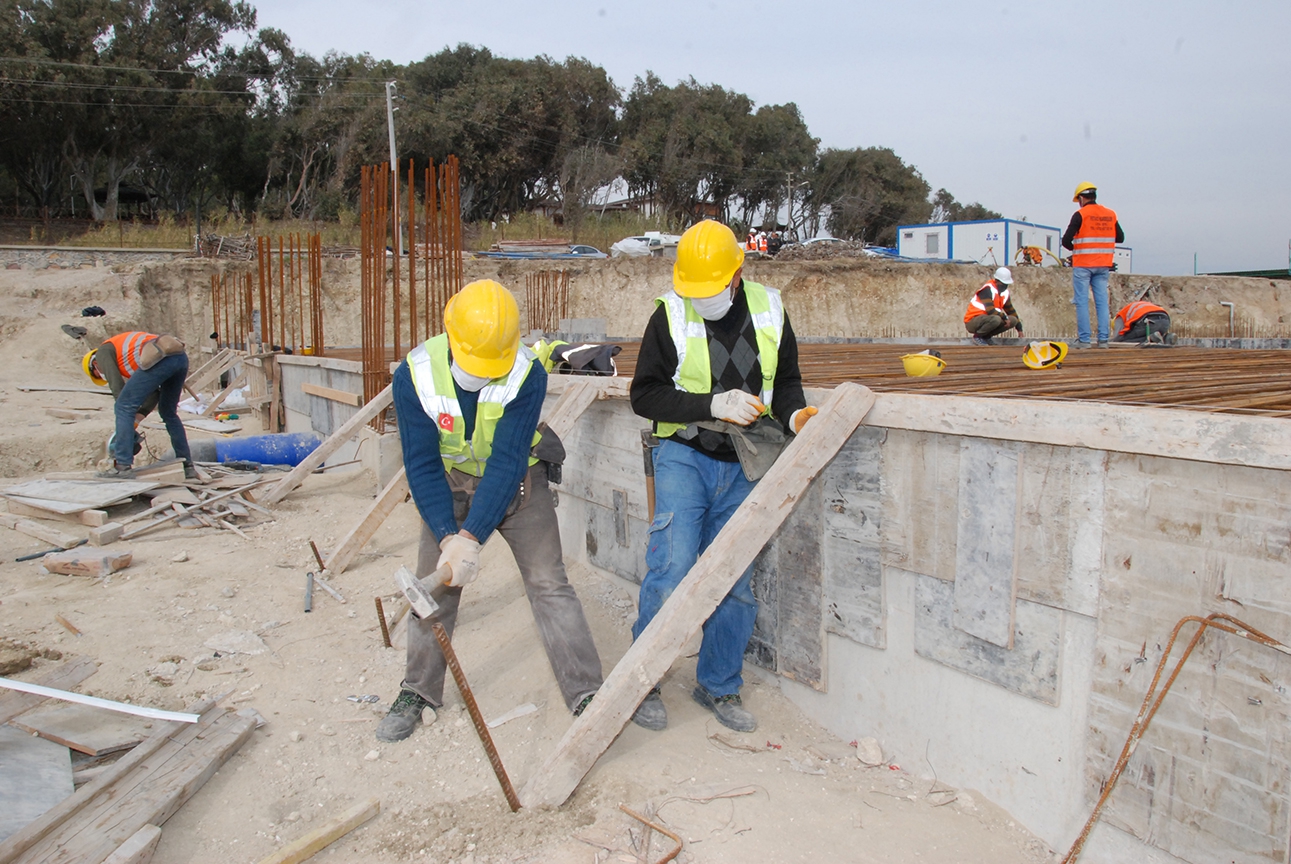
[
  {"xmin": 82, "ymin": 349, "xmax": 107, "ymax": 386},
  {"xmin": 1022, "ymin": 340, "xmax": 1068, "ymax": 369},
  {"xmin": 900, "ymin": 350, "xmax": 946, "ymax": 377},
  {"xmin": 1072, "ymin": 182, "xmax": 1097, "ymax": 202},
  {"xmin": 443, "ymin": 280, "xmax": 521, "ymax": 379},
  {"xmin": 673, "ymin": 220, "xmax": 745, "ymax": 298}
]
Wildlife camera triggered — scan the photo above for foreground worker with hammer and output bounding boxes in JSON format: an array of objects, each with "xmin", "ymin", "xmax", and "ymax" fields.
[
  {"xmin": 377, "ymin": 279, "xmax": 604, "ymax": 743},
  {"xmin": 629, "ymin": 220, "xmax": 815, "ymax": 733}
]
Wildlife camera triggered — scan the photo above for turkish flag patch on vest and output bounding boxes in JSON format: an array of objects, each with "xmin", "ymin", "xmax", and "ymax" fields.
[{"xmin": 437, "ymin": 413, "xmax": 454, "ymax": 432}]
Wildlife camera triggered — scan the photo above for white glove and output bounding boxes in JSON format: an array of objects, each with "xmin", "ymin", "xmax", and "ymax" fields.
[
  {"xmin": 710, "ymin": 390, "xmax": 764, "ymax": 426},
  {"xmin": 436, "ymin": 533, "xmax": 481, "ymax": 587}
]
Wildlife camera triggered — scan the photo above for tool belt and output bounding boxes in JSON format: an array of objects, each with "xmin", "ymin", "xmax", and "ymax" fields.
[
  {"xmin": 694, "ymin": 416, "xmax": 790, "ymax": 481},
  {"xmin": 137, "ymin": 334, "xmax": 186, "ymax": 370}
]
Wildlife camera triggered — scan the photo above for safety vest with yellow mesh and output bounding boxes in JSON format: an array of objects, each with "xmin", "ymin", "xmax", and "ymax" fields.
[
  {"xmin": 653, "ymin": 281, "xmax": 784, "ymax": 439},
  {"xmin": 1071, "ymin": 203, "xmax": 1118, "ymax": 268},
  {"xmin": 106, "ymin": 331, "xmax": 158, "ymax": 378},
  {"xmin": 406, "ymin": 333, "xmax": 541, "ymax": 477}
]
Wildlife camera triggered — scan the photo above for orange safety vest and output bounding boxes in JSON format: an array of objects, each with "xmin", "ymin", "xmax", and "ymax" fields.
[
  {"xmin": 1114, "ymin": 301, "xmax": 1166, "ymax": 335},
  {"xmin": 105, "ymin": 331, "xmax": 158, "ymax": 378},
  {"xmin": 757, "ymin": 234, "xmax": 768, "ymax": 253},
  {"xmin": 964, "ymin": 281, "xmax": 1009, "ymax": 323},
  {"xmin": 746, "ymin": 234, "xmax": 758, "ymax": 251},
  {"xmin": 1071, "ymin": 203, "xmax": 1118, "ymax": 268}
]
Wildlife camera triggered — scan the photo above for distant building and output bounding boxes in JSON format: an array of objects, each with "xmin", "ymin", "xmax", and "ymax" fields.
[{"xmin": 898, "ymin": 218, "xmax": 1133, "ymax": 273}]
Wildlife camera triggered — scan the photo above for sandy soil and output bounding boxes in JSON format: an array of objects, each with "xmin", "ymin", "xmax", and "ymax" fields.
[{"xmin": 0, "ymin": 282, "xmax": 1057, "ymax": 863}]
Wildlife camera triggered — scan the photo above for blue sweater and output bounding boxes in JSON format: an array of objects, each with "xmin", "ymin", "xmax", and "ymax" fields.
[{"xmin": 392, "ymin": 357, "xmax": 547, "ymax": 543}]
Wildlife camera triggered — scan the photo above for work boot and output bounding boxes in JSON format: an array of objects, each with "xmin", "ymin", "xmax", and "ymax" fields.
[
  {"xmin": 1164, "ymin": 332, "xmax": 1178, "ymax": 346},
  {"xmin": 376, "ymin": 689, "xmax": 434, "ymax": 742},
  {"xmin": 1073, "ymin": 341, "xmax": 1092, "ymax": 350},
  {"xmin": 1097, "ymin": 340, "xmax": 1109, "ymax": 348},
  {"xmin": 970, "ymin": 336, "xmax": 990, "ymax": 346},
  {"xmin": 573, "ymin": 693, "xmax": 595, "ymax": 717},
  {"xmin": 96, "ymin": 465, "xmax": 137, "ymax": 480},
  {"xmin": 692, "ymin": 686, "xmax": 757, "ymax": 732},
  {"xmin": 630, "ymin": 687, "xmax": 667, "ymax": 731},
  {"xmin": 183, "ymin": 461, "xmax": 199, "ymax": 481},
  {"xmin": 1147, "ymin": 331, "xmax": 1164, "ymax": 345}
]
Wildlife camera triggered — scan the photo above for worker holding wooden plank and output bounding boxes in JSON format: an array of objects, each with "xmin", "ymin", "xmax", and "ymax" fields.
[
  {"xmin": 627, "ymin": 220, "xmax": 815, "ymax": 733},
  {"xmin": 84, "ymin": 331, "xmax": 195, "ymax": 480},
  {"xmin": 375, "ymin": 279, "xmax": 604, "ymax": 743}
]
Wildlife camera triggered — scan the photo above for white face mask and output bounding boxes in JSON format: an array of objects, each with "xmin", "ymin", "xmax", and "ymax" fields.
[
  {"xmin": 690, "ymin": 288, "xmax": 733, "ymax": 321},
  {"xmin": 451, "ymin": 361, "xmax": 491, "ymax": 392}
]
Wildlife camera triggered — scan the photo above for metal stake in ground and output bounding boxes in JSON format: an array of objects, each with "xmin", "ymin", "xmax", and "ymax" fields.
[{"xmin": 431, "ymin": 620, "xmax": 522, "ymax": 812}]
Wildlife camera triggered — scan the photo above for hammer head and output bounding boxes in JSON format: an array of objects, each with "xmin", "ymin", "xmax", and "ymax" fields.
[{"xmin": 395, "ymin": 565, "xmax": 442, "ymax": 619}]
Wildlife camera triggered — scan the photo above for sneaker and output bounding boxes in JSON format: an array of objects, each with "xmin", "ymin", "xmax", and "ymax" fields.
[
  {"xmin": 1164, "ymin": 332, "xmax": 1177, "ymax": 346},
  {"xmin": 376, "ymin": 689, "xmax": 434, "ymax": 742},
  {"xmin": 970, "ymin": 336, "xmax": 990, "ymax": 346},
  {"xmin": 183, "ymin": 461, "xmax": 199, "ymax": 481},
  {"xmin": 95, "ymin": 465, "xmax": 137, "ymax": 480},
  {"xmin": 1147, "ymin": 331, "xmax": 1164, "ymax": 345},
  {"xmin": 1073, "ymin": 341, "xmax": 1092, "ymax": 350},
  {"xmin": 692, "ymin": 686, "xmax": 757, "ymax": 732},
  {"xmin": 1097, "ymin": 340, "xmax": 1109, "ymax": 348},
  {"xmin": 630, "ymin": 687, "xmax": 667, "ymax": 731},
  {"xmin": 573, "ymin": 693, "xmax": 595, "ymax": 716}
]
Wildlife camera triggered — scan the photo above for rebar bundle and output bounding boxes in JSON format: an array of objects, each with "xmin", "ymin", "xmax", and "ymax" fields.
[
  {"xmin": 209, "ymin": 271, "xmax": 254, "ymax": 351},
  {"xmin": 525, "ymin": 270, "xmax": 570, "ymax": 334},
  {"xmin": 255, "ymin": 233, "xmax": 325, "ymax": 356}
]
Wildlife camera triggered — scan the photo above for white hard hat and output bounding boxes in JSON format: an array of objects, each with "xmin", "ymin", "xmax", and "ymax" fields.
[{"xmin": 993, "ymin": 267, "xmax": 1014, "ymax": 284}]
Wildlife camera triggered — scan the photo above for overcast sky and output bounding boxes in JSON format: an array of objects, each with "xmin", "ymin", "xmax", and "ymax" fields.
[{"xmin": 251, "ymin": 0, "xmax": 1289, "ymax": 277}]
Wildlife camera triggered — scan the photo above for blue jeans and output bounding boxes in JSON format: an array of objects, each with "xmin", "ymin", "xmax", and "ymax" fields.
[
  {"xmin": 632, "ymin": 439, "xmax": 758, "ymax": 697},
  {"xmin": 113, "ymin": 352, "xmax": 191, "ymax": 469},
  {"xmin": 1072, "ymin": 267, "xmax": 1111, "ymax": 344}
]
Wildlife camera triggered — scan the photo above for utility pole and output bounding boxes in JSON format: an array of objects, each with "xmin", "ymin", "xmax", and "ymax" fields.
[
  {"xmin": 386, "ymin": 81, "xmax": 401, "ymax": 256},
  {"xmin": 785, "ymin": 172, "xmax": 793, "ymax": 240}
]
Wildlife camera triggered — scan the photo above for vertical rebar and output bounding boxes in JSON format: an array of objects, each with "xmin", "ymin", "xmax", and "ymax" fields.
[{"xmin": 408, "ymin": 159, "xmax": 417, "ymax": 350}]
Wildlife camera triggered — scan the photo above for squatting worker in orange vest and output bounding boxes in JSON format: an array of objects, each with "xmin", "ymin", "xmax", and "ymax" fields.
[
  {"xmin": 1112, "ymin": 301, "xmax": 1173, "ymax": 344},
  {"xmin": 964, "ymin": 267, "xmax": 1024, "ymax": 346},
  {"xmin": 1062, "ymin": 182, "xmax": 1125, "ymax": 348},
  {"xmin": 83, "ymin": 331, "xmax": 193, "ymax": 479}
]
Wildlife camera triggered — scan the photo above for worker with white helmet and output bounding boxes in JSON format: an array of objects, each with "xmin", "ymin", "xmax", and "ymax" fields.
[
  {"xmin": 377, "ymin": 279, "xmax": 604, "ymax": 743},
  {"xmin": 1062, "ymin": 182, "xmax": 1125, "ymax": 348},
  {"xmin": 628, "ymin": 220, "xmax": 815, "ymax": 733},
  {"xmin": 964, "ymin": 267, "xmax": 1024, "ymax": 346}
]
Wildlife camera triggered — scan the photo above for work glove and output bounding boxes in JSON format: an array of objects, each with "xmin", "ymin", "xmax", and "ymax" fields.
[
  {"xmin": 790, "ymin": 406, "xmax": 818, "ymax": 434},
  {"xmin": 437, "ymin": 533, "xmax": 481, "ymax": 587},
  {"xmin": 710, "ymin": 390, "xmax": 764, "ymax": 426}
]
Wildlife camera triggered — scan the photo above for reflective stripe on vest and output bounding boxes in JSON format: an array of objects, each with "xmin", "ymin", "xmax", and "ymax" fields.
[
  {"xmin": 107, "ymin": 331, "xmax": 158, "ymax": 378},
  {"xmin": 653, "ymin": 281, "xmax": 784, "ymax": 439},
  {"xmin": 1114, "ymin": 301, "xmax": 1166, "ymax": 335},
  {"xmin": 1072, "ymin": 203, "xmax": 1117, "ymax": 268},
  {"xmin": 964, "ymin": 281, "xmax": 1009, "ymax": 323},
  {"xmin": 406, "ymin": 332, "xmax": 540, "ymax": 477}
]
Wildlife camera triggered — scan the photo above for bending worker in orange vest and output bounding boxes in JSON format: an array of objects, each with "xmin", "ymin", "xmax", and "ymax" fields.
[
  {"xmin": 964, "ymin": 267, "xmax": 1024, "ymax": 346},
  {"xmin": 1062, "ymin": 182, "xmax": 1125, "ymax": 348},
  {"xmin": 83, "ymin": 331, "xmax": 193, "ymax": 479},
  {"xmin": 1112, "ymin": 301, "xmax": 1173, "ymax": 344}
]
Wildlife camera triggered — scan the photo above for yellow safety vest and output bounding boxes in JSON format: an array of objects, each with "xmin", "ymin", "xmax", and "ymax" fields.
[
  {"xmin": 406, "ymin": 333, "xmax": 540, "ymax": 477},
  {"xmin": 653, "ymin": 281, "xmax": 784, "ymax": 439}
]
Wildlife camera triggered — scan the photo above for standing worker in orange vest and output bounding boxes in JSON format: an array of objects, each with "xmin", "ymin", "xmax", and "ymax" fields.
[
  {"xmin": 1112, "ymin": 301, "xmax": 1174, "ymax": 344},
  {"xmin": 964, "ymin": 267, "xmax": 1024, "ymax": 345},
  {"xmin": 83, "ymin": 331, "xmax": 194, "ymax": 479},
  {"xmin": 1061, "ymin": 182, "xmax": 1124, "ymax": 348}
]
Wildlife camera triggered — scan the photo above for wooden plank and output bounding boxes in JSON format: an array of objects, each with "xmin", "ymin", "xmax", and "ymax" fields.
[
  {"xmin": 0, "ymin": 514, "xmax": 82, "ymax": 549},
  {"xmin": 0, "ymin": 657, "xmax": 97, "ymax": 724},
  {"xmin": 146, "ymin": 487, "xmax": 200, "ymax": 506},
  {"xmin": 40, "ymin": 550, "xmax": 132, "ymax": 578},
  {"xmin": 0, "ymin": 679, "xmax": 199, "ymax": 724},
  {"xmin": 0, "ymin": 697, "xmax": 217, "ymax": 864},
  {"xmin": 520, "ymin": 382, "xmax": 877, "ymax": 808},
  {"xmin": 185, "ymin": 348, "xmax": 235, "ymax": 394},
  {"xmin": 12, "ymin": 703, "xmax": 151, "ymax": 756},
  {"xmin": 952, "ymin": 439, "xmax": 1020, "ymax": 649},
  {"xmin": 541, "ymin": 380, "xmax": 598, "ymax": 440},
  {"xmin": 200, "ymin": 371, "xmax": 247, "ymax": 418},
  {"xmin": 301, "ymin": 382, "xmax": 362, "ymax": 407},
  {"xmin": 324, "ymin": 469, "xmax": 410, "ymax": 575},
  {"xmin": 5, "ymin": 500, "xmax": 108, "ymax": 527},
  {"xmin": 101, "ymin": 825, "xmax": 161, "ymax": 864},
  {"xmin": 0, "ymin": 726, "xmax": 73, "ymax": 844},
  {"xmin": 132, "ymin": 463, "xmax": 185, "ymax": 486},
  {"xmin": 254, "ymin": 798, "xmax": 380, "ymax": 864},
  {"xmin": 262, "ymin": 384, "xmax": 393, "ymax": 505},
  {"xmin": 3, "ymin": 480, "xmax": 157, "ymax": 510}
]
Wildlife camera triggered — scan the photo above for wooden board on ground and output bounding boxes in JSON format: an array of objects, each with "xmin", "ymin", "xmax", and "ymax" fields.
[
  {"xmin": 13, "ymin": 703, "xmax": 151, "ymax": 756},
  {"xmin": 0, "ymin": 657, "xmax": 98, "ymax": 724},
  {"xmin": 101, "ymin": 825, "xmax": 161, "ymax": 864},
  {"xmin": 133, "ymin": 462, "xmax": 185, "ymax": 485},
  {"xmin": 146, "ymin": 487, "xmax": 200, "ymax": 506},
  {"xmin": 301, "ymin": 383, "xmax": 362, "ymax": 407},
  {"xmin": 0, "ymin": 725, "xmax": 73, "ymax": 844},
  {"xmin": 4, "ymin": 499, "xmax": 108, "ymax": 527},
  {"xmin": 2, "ymin": 480, "xmax": 157, "ymax": 512},
  {"xmin": 254, "ymin": 798, "xmax": 379, "ymax": 864},
  {"xmin": 0, "ymin": 514, "xmax": 83, "ymax": 549},
  {"xmin": 520, "ymin": 382, "xmax": 878, "ymax": 808},
  {"xmin": 324, "ymin": 469, "xmax": 409, "ymax": 575}
]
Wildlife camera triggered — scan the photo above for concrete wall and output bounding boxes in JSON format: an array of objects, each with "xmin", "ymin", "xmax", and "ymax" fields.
[{"xmin": 547, "ymin": 378, "xmax": 1291, "ymax": 863}]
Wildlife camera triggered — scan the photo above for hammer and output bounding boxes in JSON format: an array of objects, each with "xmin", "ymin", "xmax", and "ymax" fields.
[{"xmin": 395, "ymin": 564, "xmax": 448, "ymax": 619}]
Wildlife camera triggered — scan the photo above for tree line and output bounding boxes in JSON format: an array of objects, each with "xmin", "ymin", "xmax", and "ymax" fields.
[{"xmin": 0, "ymin": 0, "xmax": 999, "ymax": 244}]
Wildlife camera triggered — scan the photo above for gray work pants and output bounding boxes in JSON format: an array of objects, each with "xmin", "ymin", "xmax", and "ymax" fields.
[{"xmin": 403, "ymin": 465, "xmax": 604, "ymax": 713}]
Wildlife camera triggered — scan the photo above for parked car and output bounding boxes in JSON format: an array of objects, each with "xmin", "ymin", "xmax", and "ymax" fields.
[{"xmin": 568, "ymin": 244, "xmax": 607, "ymax": 258}]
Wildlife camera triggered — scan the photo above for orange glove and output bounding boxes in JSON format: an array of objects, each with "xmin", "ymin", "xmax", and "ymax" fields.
[{"xmin": 790, "ymin": 406, "xmax": 818, "ymax": 433}]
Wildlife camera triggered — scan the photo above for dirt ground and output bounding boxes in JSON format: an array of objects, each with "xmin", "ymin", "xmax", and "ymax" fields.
[{"xmin": 0, "ymin": 270, "xmax": 1060, "ymax": 862}]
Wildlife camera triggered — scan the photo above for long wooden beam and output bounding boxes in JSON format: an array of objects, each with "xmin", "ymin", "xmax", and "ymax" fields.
[
  {"xmin": 520, "ymin": 381, "xmax": 877, "ymax": 808},
  {"xmin": 324, "ymin": 468, "xmax": 409, "ymax": 575}
]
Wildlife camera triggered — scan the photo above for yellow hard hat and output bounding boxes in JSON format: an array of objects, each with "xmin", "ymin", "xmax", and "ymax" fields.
[
  {"xmin": 443, "ymin": 280, "xmax": 521, "ymax": 379},
  {"xmin": 900, "ymin": 352, "xmax": 946, "ymax": 377},
  {"xmin": 1072, "ymin": 182, "xmax": 1097, "ymax": 202},
  {"xmin": 1022, "ymin": 340, "xmax": 1068, "ymax": 370},
  {"xmin": 82, "ymin": 349, "xmax": 107, "ymax": 386},
  {"xmin": 673, "ymin": 220, "xmax": 745, "ymax": 298}
]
